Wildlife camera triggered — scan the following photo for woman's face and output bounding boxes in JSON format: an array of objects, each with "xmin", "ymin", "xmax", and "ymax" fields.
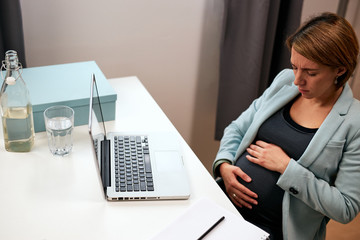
[{"xmin": 290, "ymin": 48, "xmax": 344, "ymax": 102}]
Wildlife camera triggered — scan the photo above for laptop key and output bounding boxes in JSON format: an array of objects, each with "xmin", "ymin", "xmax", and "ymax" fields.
[
  {"xmin": 140, "ymin": 182, "xmax": 146, "ymax": 191},
  {"xmin": 144, "ymin": 154, "xmax": 152, "ymax": 173}
]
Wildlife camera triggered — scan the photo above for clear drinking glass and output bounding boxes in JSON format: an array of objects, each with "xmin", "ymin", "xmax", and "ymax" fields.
[{"xmin": 44, "ymin": 105, "xmax": 74, "ymax": 156}]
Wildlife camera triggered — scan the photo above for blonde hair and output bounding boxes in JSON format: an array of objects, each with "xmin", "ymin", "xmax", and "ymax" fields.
[{"xmin": 286, "ymin": 12, "xmax": 359, "ymax": 87}]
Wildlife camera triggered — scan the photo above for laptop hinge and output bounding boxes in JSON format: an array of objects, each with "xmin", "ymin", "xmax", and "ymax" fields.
[{"xmin": 101, "ymin": 139, "xmax": 111, "ymax": 189}]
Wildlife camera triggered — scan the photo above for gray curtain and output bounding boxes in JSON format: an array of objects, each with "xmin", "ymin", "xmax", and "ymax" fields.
[
  {"xmin": 0, "ymin": 0, "xmax": 26, "ymax": 67},
  {"xmin": 215, "ymin": 0, "xmax": 303, "ymax": 140}
]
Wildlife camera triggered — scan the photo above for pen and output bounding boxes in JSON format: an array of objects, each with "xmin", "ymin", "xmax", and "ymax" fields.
[{"xmin": 197, "ymin": 216, "xmax": 225, "ymax": 240}]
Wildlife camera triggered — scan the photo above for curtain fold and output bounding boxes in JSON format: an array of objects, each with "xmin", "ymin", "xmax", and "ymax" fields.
[
  {"xmin": 0, "ymin": 0, "xmax": 26, "ymax": 67},
  {"xmin": 215, "ymin": 0, "xmax": 303, "ymax": 140}
]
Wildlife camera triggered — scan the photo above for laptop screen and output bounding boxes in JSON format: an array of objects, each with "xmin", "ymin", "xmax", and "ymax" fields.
[
  {"xmin": 88, "ymin": 74, "xmax": 111, "ymax": 197},
  {"xmin": 89, "ymin": 74, "xmax": 107, "ymax": 138}
]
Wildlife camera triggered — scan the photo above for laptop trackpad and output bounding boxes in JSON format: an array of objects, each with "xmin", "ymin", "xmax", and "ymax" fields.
[{"xmin": 155, "ymin": 151, "xmax": 183, "ymax": 172}]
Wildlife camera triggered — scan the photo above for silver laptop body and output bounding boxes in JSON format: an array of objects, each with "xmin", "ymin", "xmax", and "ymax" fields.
[{"xmin": 88, "ymin": 74, "xmax": 190, "ymax": 201}]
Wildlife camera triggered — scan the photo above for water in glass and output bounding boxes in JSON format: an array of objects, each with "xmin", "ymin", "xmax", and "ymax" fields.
[{"xmin": 46, "ymin": 116, "xmax": 73, "ymax": 156}]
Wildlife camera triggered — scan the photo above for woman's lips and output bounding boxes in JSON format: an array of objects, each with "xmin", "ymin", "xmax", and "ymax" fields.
[{"xmin": 298, "ymin": 88, "xmax": 308, "ymax": 94}]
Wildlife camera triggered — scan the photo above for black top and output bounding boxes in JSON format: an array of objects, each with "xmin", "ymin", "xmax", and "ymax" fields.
[{"xmin": 234, "ymin": 98, "xmax": 317, "ymax": 239}]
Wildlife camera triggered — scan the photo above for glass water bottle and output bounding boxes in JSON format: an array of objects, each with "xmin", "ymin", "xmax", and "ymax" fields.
[{"xmin": 0, "ymin": 50, "xmax": 35, "ymax": 152}]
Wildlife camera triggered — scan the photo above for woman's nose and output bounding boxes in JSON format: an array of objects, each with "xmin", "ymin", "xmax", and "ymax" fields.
[{"xmin": 293, "ymin": 71, "xmax": 304, "ymax": 86}]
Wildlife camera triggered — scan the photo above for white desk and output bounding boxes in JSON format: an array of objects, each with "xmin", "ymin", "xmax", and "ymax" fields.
[{"xmin": 0, "ymin": 77, "xmax": 238, "ymax": 240}]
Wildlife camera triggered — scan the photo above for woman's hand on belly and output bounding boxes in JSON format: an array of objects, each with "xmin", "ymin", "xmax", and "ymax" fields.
[
  {"xmin": 219, "ymin": 162, "xmax": 258, "ymax": 209},
  {"xmin": 246, "ymin": 140, "xmax": 291, "ymax": 174}
]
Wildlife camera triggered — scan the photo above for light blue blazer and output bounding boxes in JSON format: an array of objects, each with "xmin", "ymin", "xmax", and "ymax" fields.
[{"xmin": 213, "ymin": 69, "xmax": 360, "ymax": 239}]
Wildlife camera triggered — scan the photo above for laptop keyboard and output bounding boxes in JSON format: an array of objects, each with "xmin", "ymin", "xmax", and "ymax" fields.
[{"xmin": 114, "ymin": 135, "xmax": 154, "ymax": 192}]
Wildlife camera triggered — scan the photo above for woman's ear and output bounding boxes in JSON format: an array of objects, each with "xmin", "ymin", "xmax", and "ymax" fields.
[{"xmin": 337, "ymin": 66, "xmax": 347, "ymax": 77}]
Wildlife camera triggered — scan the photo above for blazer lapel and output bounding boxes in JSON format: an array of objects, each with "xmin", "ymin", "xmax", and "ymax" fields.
[{"xmin": 298, "ymin": 84, "xmax": 353, "ymax": 167}]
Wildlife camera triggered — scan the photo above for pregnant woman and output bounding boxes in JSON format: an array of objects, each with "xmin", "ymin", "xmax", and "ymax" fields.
[{"xmin": 213, "ymin": 12, "xmax": 360, "ymax": 240}]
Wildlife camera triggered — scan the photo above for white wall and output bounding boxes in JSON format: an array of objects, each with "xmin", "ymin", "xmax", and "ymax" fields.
[
  {"xmin": 20, "ymin": 0, "xmax": 224, "ymax": 172},
  {"xmin": 301, "ymin": 0, "xmax": 338, "ymax": 22}
]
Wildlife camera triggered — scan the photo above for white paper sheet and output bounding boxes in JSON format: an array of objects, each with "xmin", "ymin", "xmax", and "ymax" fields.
[{"xmin": 150, "ymin": 198, "xmax": 269, "ymax": 240}]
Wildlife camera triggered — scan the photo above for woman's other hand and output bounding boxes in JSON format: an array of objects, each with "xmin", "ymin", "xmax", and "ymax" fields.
[
  {"xmin": 219, "ymin": 162, "xmax": 258, "ymax": 209},
  {"xmin": 246, "ymin": 140, "xmax": 291, "ymax": 174}
]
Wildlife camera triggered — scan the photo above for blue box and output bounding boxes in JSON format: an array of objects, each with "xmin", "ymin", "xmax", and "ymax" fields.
[{"xmin": 0, "ymin": 61, "xmax": 117, "ymax": 132}]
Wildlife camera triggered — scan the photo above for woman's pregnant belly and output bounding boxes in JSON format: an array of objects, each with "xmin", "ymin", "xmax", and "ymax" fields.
[{"xmin": 235, "ymin": 152, "xmax": 284, "ymax": 223}]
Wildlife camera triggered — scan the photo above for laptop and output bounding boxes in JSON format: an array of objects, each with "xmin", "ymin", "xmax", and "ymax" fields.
[{"xmin": 88, "ymin": 74, "xmax": 191, "ymax": 201}]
